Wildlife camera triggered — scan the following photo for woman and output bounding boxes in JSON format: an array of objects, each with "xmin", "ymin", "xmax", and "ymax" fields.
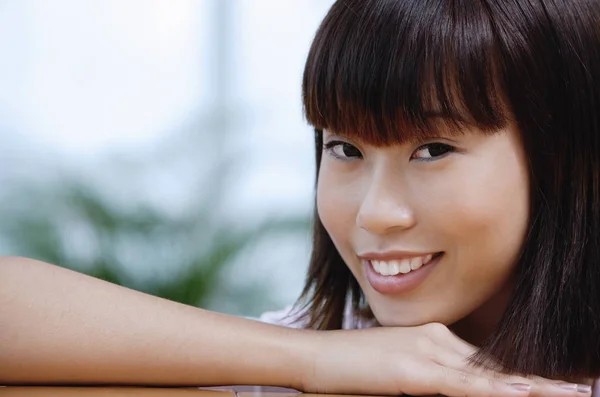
[{"xmin": 2, "ymin": 1, "xmax": 599, "ymax": 396}]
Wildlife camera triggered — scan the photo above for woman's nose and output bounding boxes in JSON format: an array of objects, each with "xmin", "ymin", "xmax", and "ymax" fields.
[{"xmin": 356, "ymin": 176, "xmax": 416, "ymax": 235}]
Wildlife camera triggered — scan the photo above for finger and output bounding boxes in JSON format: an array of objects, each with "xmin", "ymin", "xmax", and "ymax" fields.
[
  {"xmin": 437, "ymin": 349, "xmax": 592, "ymax": 397},
  {"xmin": 529, "ymin": 374, "xmax": 593, "ymax": 389},
  {"xmin": 468, "ymin": 366, "xmax": 593, "ymax": 397},
  {"xmin": 429, "ymin": 338, "xmax": 569, "ymax": 386},
  {"xmin": 526, "ymin": 380, "xmax": 592, "ymax": 397},
  {"xmin": 457, "ymin": 361, "xmax": 591, "ymax": 397},
  {"xmin": 421, "ymin": 325, "xmax": 593, "ymax": 397},
  {"xmin": 404, "ymin": 364, "xmax": 532, "ymax": 397}
]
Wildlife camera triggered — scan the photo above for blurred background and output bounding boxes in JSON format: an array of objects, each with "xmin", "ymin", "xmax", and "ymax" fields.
[{"xmin": 0, "ymin": 0, "xmax": 335, "ymax": 317}]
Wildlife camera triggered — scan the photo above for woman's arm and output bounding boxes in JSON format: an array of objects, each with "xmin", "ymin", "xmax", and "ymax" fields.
[
  {"xmin": 0, "ymin": 256, "xmax": 309, "ymax": 388},
  {"xmin": 0, "ymin": 257, "xmax": 586, "ymax": 397}
]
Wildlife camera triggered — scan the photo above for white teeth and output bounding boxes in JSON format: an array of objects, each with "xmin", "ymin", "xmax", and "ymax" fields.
[
  {"xmin": 410, "ymin": 256, "xmax": 423, "ymax": 270},
  {"xmin": 381, "ymin": 263, "xmax": 391, "ymax": 276},
  {"xmin": 398, "ymin": 259, "xmax": 411, "ymax": 274},
  {"xmin": 389, "ymin": 260, "xmax": 400, "ymax": 276},
  {"xmin": 370, "ymin": 254, "xmax": 437, "ymax": 276},
  {"xmin": 373, "ymin": 260, "xmax": 383, "ymax": 274}
]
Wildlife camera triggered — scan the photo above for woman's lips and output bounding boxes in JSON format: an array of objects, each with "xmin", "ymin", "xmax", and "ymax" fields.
[{"xmin": 364, "ymin": 252, "xmax": 443, "ymax": 295}]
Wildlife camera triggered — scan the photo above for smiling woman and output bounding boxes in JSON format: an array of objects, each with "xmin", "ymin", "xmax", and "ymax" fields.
[
  {"xmin": 316, "ymin": 123, "xmax": 529, "ymax": 336},
  {"xmin": 2, "ymin": 0, "xmax": 600, "ymax": 396},
  {"xmin": 295, "ymin": 0, "xmax": 600, "ymax": 381}
]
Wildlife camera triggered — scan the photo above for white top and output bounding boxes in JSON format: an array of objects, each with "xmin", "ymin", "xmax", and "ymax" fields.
[{"xmin": 258, "ymin": 303, "xmax": 375, "ymax": 329}]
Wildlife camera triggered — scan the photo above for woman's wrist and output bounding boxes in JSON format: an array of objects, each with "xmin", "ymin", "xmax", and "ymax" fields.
[
  {"xmin": 286, "ymin": 329, "xmax": 339, "ymax": 394},
  {"xmin": 239, "ymin": 322, "xmax": 319, "ymax": 391},
  {"xmin": 288, "ymin": 328, "xmax": 321, "ymax": 391}
]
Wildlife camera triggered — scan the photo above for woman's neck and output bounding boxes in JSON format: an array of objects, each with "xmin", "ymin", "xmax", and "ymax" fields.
[{"xmin": 449, "ymin": 278, "xmax": 515, "ymax": 347}]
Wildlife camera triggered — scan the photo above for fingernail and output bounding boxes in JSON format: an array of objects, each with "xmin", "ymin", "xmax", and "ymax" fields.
[
  {"xmin": 510, "ymin": 383, "xmax": 531, "ymax": 392},
  {"xmin": 555, "ymin": 382, "xmax": 578, "ymax": 390},
  {"xmin": 577, "ymin": 384, "xmax": 592, "ymax": 393}
]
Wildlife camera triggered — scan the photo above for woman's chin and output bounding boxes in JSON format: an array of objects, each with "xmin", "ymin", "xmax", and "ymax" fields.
[{"xmin": 370, "ymin": 306, "xmax": 448, "ymax": 328}]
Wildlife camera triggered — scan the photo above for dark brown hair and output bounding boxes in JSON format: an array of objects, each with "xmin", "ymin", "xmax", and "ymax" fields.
[{"xmin": 295, "ymin": 0, "xmax": 600, "ymax": 379}]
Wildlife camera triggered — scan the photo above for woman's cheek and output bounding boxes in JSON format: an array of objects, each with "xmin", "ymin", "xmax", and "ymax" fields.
[{"xmin": 316, "ymin": 165, "xmax": 361, "ymax": 246}]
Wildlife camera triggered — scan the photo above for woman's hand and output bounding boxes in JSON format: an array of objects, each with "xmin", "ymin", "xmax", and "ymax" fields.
[{"xmin": 300, "ymin": 322, "xmax": 592, "ymax": 397}]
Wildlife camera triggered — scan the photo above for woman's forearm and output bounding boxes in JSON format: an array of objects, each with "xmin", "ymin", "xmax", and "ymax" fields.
[{"xmin": 0, "ymin": 256, "xmax": 312, "ymax": 388}]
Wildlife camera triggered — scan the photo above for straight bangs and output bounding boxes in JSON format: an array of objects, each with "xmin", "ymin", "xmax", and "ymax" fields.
[{"xmin": 302, "ymin": 0, "xmax": 509, "ymax": 144}]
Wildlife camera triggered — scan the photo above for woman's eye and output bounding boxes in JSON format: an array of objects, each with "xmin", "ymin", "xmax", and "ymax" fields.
[
  {"xmin": 411, "ymin": 142, "xmax": 455, "ymax": 161},
  {"xmin": 323, "ymin": 140, "xmax": 362, "ymax": 160}
]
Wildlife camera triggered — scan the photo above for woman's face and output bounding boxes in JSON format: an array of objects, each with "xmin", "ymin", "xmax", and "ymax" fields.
[{"xmin": 317, "ymin": 121, "xmax": 530, "ymax": 333}]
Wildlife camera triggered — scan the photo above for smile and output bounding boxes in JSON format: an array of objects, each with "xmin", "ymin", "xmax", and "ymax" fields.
[
  {"xmin": 371, "ymin": 253, "xmax": 438, "ymax": 276},
  {"xmin": 362, "ymin": 252, "xmax": 444, "ymax": 295}
]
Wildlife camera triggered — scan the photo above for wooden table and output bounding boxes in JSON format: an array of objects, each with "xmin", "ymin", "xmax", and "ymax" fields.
[{"xmin": 0, "ymin": 386, "xmax": 371, "ymax": 397}]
